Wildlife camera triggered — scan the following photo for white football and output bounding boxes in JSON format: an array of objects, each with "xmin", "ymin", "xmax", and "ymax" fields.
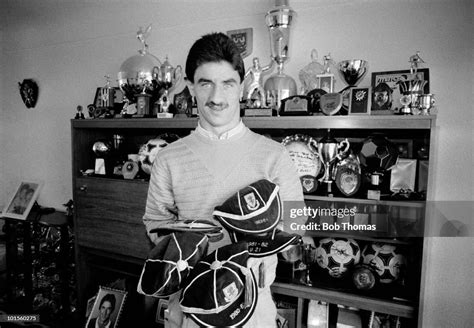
[
  {"xmin": 138, "ymin": 135, "xmax": 176, "ymax": 174},
  {"xmin": 315, "ymin": 238, "xmax": 361, "ymax": 278},
  {"xmin": 362, "ymin": 243, "xmax": 407, "ymax": 284}
]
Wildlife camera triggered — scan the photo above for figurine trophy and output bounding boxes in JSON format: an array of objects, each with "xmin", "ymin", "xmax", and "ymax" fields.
[
  {"xmin": 153, "ymin": 57, "xmax": 182, "ymax": 118},
  {"xmin": 244, "ymin": 57, "xmax": 273, "ymax": 113},
  {"xmin": 263, "ymin": 0, "xmax": 297, "ymax": 113},
  {"xmin": 337, "ymin": 59, "xmax": 368, "ymax": 112},
  {"xmin": 317, "ymin": 130, "xmax": 350, "ymax": 195},
  {"xmin": 397, "ymin": 52, "xmax": 428, "ymax": 115}
]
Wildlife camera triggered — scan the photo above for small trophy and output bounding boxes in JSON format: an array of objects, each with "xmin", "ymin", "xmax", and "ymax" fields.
[
  {"xmin": 316, "ymin": 53, "xmax": 336, "ymax": 93},
  {"xmin": 317, "ymin": 130, "xmax": 350, "ymax": 195},
  {"xmin": 298, "ymin": 49, "xmax": 325, "ymax": 94},
  {"xmin": 93, "ymin": 75, "xmax": 116, "ymax": 117},
  {"xmin": 153, "ymin": 56, "xmax": 182, "ymax": 118},
  {"xmin": 264, "ymin": 0, "xmax": 297, "ymax": 112},
  {"xmin": 337, "ymin": 59, "xmax": 368, "ymax": 90},
  {"xmin": 301, "ymin": 244, "xmax": 316, "ymax": 286},
  {"xmin": 397, "ymin": 52, "xmax": 429, "ymax": 115},
  {"xmin": 92, "ymin": 140, "xmax": 113, "ymax": 175},
  {"xmin": 417, "ymin": 93, "xmax": 435, "ymax": 115},
  {"xmin": 337, "ymin": 59, "xmax": 368, "ymax": 111},
  {"xmin": 244, "ymin": 57, "xmax": 273, "ymax": 110}
]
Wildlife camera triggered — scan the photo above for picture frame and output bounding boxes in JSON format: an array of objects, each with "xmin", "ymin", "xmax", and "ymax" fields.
[
  {"xmin": 316, "ymin": 73, "xmax": 335, "ymax": 93},
  {"xmin": 85, "ymin": 286, "xmax": 127, "ymax": 328},
  {"xmin": 371, "ymin": 68, "xmax": 430, "ymax": 111},
  {"xmin": 227, "ymin": 28, "xmax": 253, "ymax": 58},
  {"xmin": 155, "ymin": 299, "xmax": 169, "ymax": 325},
  {"xmin": 348, "ymin": 87, "xmax": 371, "ymax": 115},
  {"xmin": 2, "ymin": 180, "xmax": 43, "ymax": 220}
]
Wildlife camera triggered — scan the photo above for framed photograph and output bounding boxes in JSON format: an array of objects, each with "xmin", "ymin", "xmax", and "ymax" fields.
[
  {"xmin": 371, "ymin": 68, "xmax": 429, "ymax": 111},
  {"xmin": 155, "ymin": 299, "xmax": 169, "ymax": 325},
  {"xmin": 348, "ymin": 87, "xmax": 371, "ymax": 115},
  {"xmin": 227, "ymin": 28, "xmax": 253, "ymax": 58},
  {"xmin": 85, "ymin": 286, "xmax": 127, "ymax": 328},
  {"xmin": 2, "ymin": 181, "xmax": 43, "ymax": 220},
  {"xmin": 316, "ymin": 73, "xmax": 335, "ymax": 93}
]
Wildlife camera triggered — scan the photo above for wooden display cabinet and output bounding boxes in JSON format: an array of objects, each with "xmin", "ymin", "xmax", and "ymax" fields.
[{"xmin": 71, "ymin": 115, "xmax": 436, "ymax": 327}]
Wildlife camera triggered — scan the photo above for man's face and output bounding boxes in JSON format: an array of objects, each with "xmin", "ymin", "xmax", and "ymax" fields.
[
  {"xmin": 188, "ymin": 61, "xmax": 242, "ymax": 134},
  {"xmin": 98, "ymin": 300, "xmax": 113, "ymax": 324}
]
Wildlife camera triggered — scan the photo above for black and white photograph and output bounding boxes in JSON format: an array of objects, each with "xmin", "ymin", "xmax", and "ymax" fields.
[
  {"xmin": 85, "ymin": 287, "xmax": 127, "ymax": 328},
  {"xmin": 0, "ymin": 1, "xmax": 471, "ymax": 328},
  {"xmin": 2, "ymin": 181, "xmax": 43, "ymax": 220}
]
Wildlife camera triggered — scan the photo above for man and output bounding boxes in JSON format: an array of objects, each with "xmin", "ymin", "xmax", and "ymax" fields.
[
  {"xmin": 87, "ymin": 293, "xmax": 116, "ymax": 328},
  {"xmin": 143, "ymin": 32, "xmax": 306, "ymax": 327}
]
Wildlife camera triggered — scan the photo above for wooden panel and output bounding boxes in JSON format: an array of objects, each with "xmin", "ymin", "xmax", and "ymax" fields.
[{"xmin": 74, "ymin": 177, "xmax": 150, "ymax": 259}]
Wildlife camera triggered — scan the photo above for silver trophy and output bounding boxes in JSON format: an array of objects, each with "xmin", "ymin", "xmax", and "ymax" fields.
[
  {"xmin": 117, "ymin": 25, "xmax": 182, "ymax": 118},
  {"xmin": 337, "ymin": 59, "xmax": 368, "ymax": 112},
  {"xmin": 338, "ymin": 59, "xmax": 368, "ymax": 90},
  {"xmin": 117, "ymin": 25, "xmax": 163, "ymax": 106},
  {"xmin": 396, "ymin": 52, "xmax": 429, "ymax": 115},
  {"xmin": 264, "ymin": 0, "xmax": 297, "ymax": 112},
  {"xmin": 417, "ymin": 93, "xmax": 435, "ymax": 115},
  {"xmin": 317, "ymin": 130, "xmax": 350, "ymax": 194},
  {"xmin": 153, "ymin": 57, "xmax": 182, "ymax": 118}
]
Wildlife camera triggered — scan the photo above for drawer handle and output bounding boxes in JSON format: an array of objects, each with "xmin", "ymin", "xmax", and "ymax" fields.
[{"xmin": 79, "ymin": 185, "xmax": 87, "ymax": 191}]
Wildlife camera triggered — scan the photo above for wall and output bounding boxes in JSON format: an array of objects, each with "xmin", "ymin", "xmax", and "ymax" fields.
[{"xmin": 0, "ymin": 0, "xmax": 472, "ymax": 326}]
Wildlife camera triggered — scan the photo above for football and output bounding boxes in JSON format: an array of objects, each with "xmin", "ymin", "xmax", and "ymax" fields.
[
  {"xmin": 138, "ymin": 134, "xmax": 179, "ymax": 174},
  {"xmin": 315, "ymin": 238, "xmax": 361, "ymax": 278},
  {"xmin": 362, "ymin": 243, "xmax": 407, "ymax": 284}
]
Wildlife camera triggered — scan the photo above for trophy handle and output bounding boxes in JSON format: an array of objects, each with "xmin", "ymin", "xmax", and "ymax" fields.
[
  {"xmin": 337, "ymin": 139, "xmax": 350, "ymax": 159},
  {"xmin": 308, "ymin": 138, "xmax": 319, "ymax": 153}
]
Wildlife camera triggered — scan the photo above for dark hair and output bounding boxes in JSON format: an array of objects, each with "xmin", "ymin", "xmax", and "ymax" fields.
[
  {"xmin": 100, "ymin": 293, "xmax": 116, "ymax": 312},
  {"xmin": 185, "ymin": 32, "xmax": 245, "ymax": 83}
]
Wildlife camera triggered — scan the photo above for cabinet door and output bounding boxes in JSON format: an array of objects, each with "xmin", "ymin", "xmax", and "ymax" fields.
[{"xmin": 74, "ymin": 177, "xmax": 150, "ymax": 259}]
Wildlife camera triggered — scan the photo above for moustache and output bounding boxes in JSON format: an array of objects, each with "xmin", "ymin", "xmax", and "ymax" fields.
[{"xmin": 206, "ymin": 101, "xmax": 228, "ymax": 110}]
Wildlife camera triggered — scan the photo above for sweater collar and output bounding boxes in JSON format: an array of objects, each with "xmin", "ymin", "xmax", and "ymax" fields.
[{"xmin": 195, "ymin": 120, "xmax": 245, "ymax": 140}]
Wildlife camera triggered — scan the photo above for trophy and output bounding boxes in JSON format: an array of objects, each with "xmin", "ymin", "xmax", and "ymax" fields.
[
  {"xmin": 298, "ymin": 49, "xmax": 325, "ymax": 94},
  {"xmin": 117, "ymin": 25, "xmax": 163, "ymax": 108},
  {"xmin": 301, "ymin": 244, "xmax": 316, "ymax": 286},
  {"xmin": 338, "ymin": 59, "xmax": 368, "ymax": 89},
  {"xmin": 417, "ymin": 93, "xmax": 435, "ymax": 115},
  {"xmin": 117, "ymin": 25, "xmax": 182, "ymax": 118},
  {"xmin": 337, "ymin": 59, "xmax": 368, "ymax": 111},
  {"xmin": 396, "ymin": 52, "xmax": 428, "ymax": 115},
  {"xmin": 92, "ymin": 140, "xmax": 113, "ymax": 175},
  {"xmin": 153, "ymin": 56, "xmax": 183, "ymax": 118},
  {"xmin": 317, "ymin": 130, "xmax": 350, "ymax": 194},
  {"xmin": 264, "ymin": 0, "xmax": 297, "ymax": 112}
]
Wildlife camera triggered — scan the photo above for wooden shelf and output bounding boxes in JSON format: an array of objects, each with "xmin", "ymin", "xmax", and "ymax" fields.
[
  {"xmin": 71, "ymin": 115, "xmax": 435, "ymax": 130},
  {"xmin": 271, "ymin": 282, "xmax": 415, "ymax": 318},
  {"xmin": 304, "ymin": 195, "xmax": 426, "ymax": 208}
]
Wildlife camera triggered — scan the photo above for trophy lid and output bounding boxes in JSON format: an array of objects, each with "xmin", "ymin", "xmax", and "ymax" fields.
[{"xmin": 265, "ymin": 0, "xmax": 296, "ymax": 27}]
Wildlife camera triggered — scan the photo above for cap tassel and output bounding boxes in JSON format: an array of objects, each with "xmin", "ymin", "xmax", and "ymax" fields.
[{"xmin": 241, "ymin": 267, "xmax": 253, "ymax": 308}]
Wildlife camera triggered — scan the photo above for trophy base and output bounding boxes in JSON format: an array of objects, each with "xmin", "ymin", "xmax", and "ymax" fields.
[
  {"xmin": 244, "ymin": 108, "xmax": 273, "ymax": 117},
  {"xmin": 157, "ymin": 112, "xmax": 174, "ymax": 118}
]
